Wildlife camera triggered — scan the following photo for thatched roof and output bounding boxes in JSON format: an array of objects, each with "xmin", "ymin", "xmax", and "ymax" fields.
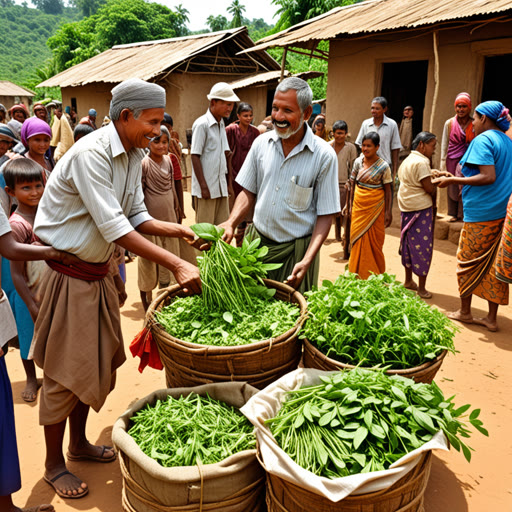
[
  {"xmin": 243, "ymin": 0, "xmax": 512, "ymax": 55},
  {"xmin": 38, "ymin": 27, "xmax": 280, "ymax": 88},
  {"xmin": 0, "ymin": 81, "xmax": 35, "ymax": 97},
  {"xmin": 227, "ymin": 70, "xmax": 324, "ymax": 89}
]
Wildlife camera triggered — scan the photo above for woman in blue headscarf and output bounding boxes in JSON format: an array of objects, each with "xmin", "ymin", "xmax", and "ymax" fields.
[{"xmin": 434, "ymin": 100, "xmax": 512, "ymax": 332}]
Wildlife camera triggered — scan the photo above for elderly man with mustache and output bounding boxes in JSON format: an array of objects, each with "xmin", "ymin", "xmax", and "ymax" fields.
[{"xmin": 219, "ymin": 77, "xmax": 340, "ymax": 293}]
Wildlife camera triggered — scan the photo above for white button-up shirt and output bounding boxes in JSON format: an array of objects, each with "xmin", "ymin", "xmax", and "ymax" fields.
[
  {"xmin": 35, "ymin": 122, "xmax": 152, "ymax": 263},
  {"xmin": 190, "ymin": 109, "xmax": 229, "ymax": 199},
  {"xmin": 355, "ymin": 114, "xmax": 402, "ymax": 166},
  {"xmin": 236, "ymin": 124, "xmax": 340, "ymax": 243}
]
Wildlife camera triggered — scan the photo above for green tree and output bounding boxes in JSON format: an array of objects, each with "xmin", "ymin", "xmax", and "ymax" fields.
[
  {"xmin": 174, "ymin": 3, "xmax": 190, "ymax": 36},
  {"xmin": 272, "ymin": 0, "xmax": 358, "ymax": 30},
  {"xmin": 71, "ymin": 0, "xmax": 106, "ymax": 17},
  {"xmin": 31, "ymin": 0, "xmax": 64, "ymax": 14},
  {"xmin": 227, "ymin": 0, "xmax": 246, "ymax": 28},
  {"xmin": 47, "ymin": 0, "xmax": 185, "ymax": 73},
  {"xmin": 206, "ymin": 14, "xmax": 228, "ymax": 32},
  {"xmin": 0, "ymin": 0, "xmax": 15, "ymax": 7}
]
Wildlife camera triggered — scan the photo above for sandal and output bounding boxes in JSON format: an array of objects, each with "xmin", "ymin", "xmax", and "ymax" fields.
[
  {"xmin": 67, "ymin": 444, "xmax": 116, "ymax": 463},
  {"xmin": 43, "ymin": 470, "xmax": 89, "ymax": 499}
]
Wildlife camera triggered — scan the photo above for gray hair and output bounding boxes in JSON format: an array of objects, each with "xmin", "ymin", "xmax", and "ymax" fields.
[
  {"xmin": 412, "ymin": 131, "xmax": 436, "ymax": 150},
  {"xmin": 276, "ymin": 77, "xmax": 313, "ymax": 113},
  {"xmin": 109, "ymin": 78, "xmax": 166, "ymax": 121}
]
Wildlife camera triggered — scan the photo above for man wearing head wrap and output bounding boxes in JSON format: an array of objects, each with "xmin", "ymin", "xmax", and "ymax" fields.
[
  {"xmin": 434, "ymin": 100, "xmax": 512, "ymax": 332},
  {"xmin": 33, "ymin": 102, "xmax": 48, "ymax": 122},
  {"xmin": 31, "ymin": 78, "xmax": 202, "ymax": 500},
  {"xmin": 191, "ymin": 82, "xmax": 240, "ymax": 225},
  {"xmin": 219, "ymin": 77, "xmax": 340, "ymax": 293},
  {"xmin": 86, "ymin": 108, "xmax": 97, "ymax": 130},
  {"xmin": 440, "ymin": 92, "xmax": 476, "ymax": 221}
]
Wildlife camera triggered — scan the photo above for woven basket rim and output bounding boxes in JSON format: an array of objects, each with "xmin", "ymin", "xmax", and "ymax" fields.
[
  {"xmin": 148, "ymin": 279, "xmax": 307, "ymax": 354},
  {"xmin": 303, "ymin": 338, "xmax": 447, "ymax": 375}
]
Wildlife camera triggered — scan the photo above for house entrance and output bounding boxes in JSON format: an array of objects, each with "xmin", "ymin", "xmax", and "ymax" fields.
[
  {"xmin": 380, "ymin": 60, "xmax": 429, "ymax": 137},
  {"xmin": 481, "ymin": 54, "xmax": 512, "ymax": 108}
]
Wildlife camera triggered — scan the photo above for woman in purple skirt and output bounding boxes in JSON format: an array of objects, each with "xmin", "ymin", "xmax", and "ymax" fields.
[{"xmin": 397, "ymin": 132, "xmax": 438, "ymax": 298}]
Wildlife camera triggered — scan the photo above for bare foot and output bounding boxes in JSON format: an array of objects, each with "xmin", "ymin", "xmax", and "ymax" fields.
[
  {"xmin": 67, "ymin": 442, "xmax": 115, "ymax": 463},
  {"xmin": 418, "ymin": 289, "xmax": 433, "ymax": 299},
  {"xmin": 404, "ymin": 281, "xmax": 418, "ymax": 291},
  {"xmin": 44, "ymin": 467, "xmax": 88, "ymax": 499},
  {"xmin": 448, "ymin": 310, "xmax": 473, "ymax": 324},
  {"xmin": 473, "ymin": 316, "xmax": 498, "ymax": 332},
  {"xmin": 21, "ymin": 379, "xmax": 41, "ymax": 403}
]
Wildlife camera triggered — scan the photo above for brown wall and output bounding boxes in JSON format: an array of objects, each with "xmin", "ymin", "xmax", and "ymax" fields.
[
  {"xmin": 233, "ymin": 86, "xmax": 269, "ymax": 126},
  {"xmin": 326, "ymin": 22, "xmax": 512, "ymax": 168},
  {"xmin": 0, "ymin": 95, "xmax": 33, "ymax": 114},
  {"xmin": 62, "ymin": 83, "xmax": 112, "ymax": 125}
]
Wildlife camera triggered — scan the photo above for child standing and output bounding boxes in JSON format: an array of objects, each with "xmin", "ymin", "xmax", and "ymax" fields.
[
  {"xmin": 138, "ymin": 126, "xmax": 180, "ymax": 311},
  {"xmin": 4, "ymin": 159, "xmax": 47, "ymax": 402},
  {"xmin": 20, "ymin": 118, "xmax": 54, "ymax": 179}
]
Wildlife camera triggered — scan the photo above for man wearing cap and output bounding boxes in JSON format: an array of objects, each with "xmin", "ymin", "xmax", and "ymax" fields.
[
  {"xmin": 82, "ymin": 108, "xmax": 97, "ymax": 130},
  {"xmin": 220, "ymin": 77, "xmax": 340, "ymax": 293},
  {"xmin": 31, "ymin": 78, "xmax": 202, "ymax": 500},
  {"xmin": 191, "ymin": 82, "xmax": 239, "ymax": 225}
]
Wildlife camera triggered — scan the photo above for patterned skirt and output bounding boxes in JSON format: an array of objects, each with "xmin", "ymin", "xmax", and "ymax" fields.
[
  {"xmin": 496, "ymin": 194, "xmax": 512, "ymax": 284},
  {"xmin": 457, "ymin": 219, "xmax": 508, "ymax": 305},
  {"xmin": 399, "ymin": 207, "xmax": 434, "ymax": 277}
]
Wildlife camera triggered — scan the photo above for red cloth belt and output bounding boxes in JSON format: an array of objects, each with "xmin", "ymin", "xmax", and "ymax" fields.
[
  {"xmin": 130, "ymin": 327, "xmax": 163, "ymax": 373},
  {"xmin": 46, "ymin": 258, "xmax": 110, "ymax": 281}
]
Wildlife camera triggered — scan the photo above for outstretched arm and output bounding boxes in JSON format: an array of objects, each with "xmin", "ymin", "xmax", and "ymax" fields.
[{"xmin": 219, "ymin": 188, "xmax": 256, "ymax": 243}]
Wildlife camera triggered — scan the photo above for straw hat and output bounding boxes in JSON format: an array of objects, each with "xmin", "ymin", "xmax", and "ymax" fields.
[{"xmin": 207, "ymin": 82, "xmax": 240, "ymax": 102}]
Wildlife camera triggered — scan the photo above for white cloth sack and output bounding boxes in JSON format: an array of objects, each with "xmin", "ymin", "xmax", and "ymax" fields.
[{"xmin": 240, "ymin": 367, "xmax": 449, "ymax": 502}]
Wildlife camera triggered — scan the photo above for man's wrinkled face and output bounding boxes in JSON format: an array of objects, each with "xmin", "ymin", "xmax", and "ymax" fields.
[
  {"xmin": 34, "ymin": 106, "xmax": 47, "ymax": 120},
  {"xmin": 371, "ymin": 102, "xmax": 385, "ymax": 120},
  {"xmin": 124, "ymin": 108, "xmax": 165, "ymax": 148},
  {"xmin": 272, "ymin": 89, "xmax": 305, "ymax": 140}
]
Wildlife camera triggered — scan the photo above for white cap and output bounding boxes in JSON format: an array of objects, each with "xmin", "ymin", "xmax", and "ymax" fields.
[{"xmin": 207, "ymin": 82, "xmax": 240, "ymax": 102}]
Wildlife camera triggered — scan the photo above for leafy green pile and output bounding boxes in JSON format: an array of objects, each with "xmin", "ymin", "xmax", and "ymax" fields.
[
  {"xmin": 266, "ymin": 369, "xmax": 487, "ymax": 479},
  {"xmin": 156, "ymin": 294, "xmax": 299, "ymax": 346},
  {"xmin": 128, "ymin": 393, "xmax": 255, "ymax": 468},
  {"xmin": 302, "ymin": 273, "xmax": 457, "ymax": 368},
  {"xmin": 192, "ymin": 223, "xmax": 281, "ymax": 313}
]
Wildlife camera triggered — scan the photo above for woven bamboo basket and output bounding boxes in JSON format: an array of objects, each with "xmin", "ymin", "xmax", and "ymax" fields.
[
  {"xmin": 265, "ymin": 451, "xmax": 432, "ymax": 512},
  {"xmin": 303, "ymin": 338, "xmax": 447, "ymax": 384},
  {"xmin": 148, "ymin": 279, "xmax": 307, "ymax": 389}
]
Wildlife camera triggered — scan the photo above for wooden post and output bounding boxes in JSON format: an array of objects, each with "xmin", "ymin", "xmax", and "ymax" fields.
[
  {"xmin": 280, "ymin": 47, "xmax": 288, "ymax": 81},
  {"xmin": 429, "ymin": 30, "xmax": 440, "ymax": 133}
]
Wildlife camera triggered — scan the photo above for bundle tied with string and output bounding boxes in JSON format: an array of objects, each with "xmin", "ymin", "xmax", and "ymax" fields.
[{"xmin": 112, "ymin": 382, "xmax": 265, "ymax": 512}]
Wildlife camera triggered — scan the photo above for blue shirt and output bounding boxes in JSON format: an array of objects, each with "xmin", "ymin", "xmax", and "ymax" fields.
[{"xmin": 460, "ymin": 130, "xmax": 512, "ymax": 223}]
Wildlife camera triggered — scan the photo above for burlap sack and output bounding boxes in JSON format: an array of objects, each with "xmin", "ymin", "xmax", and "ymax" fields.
[
  {"xmin": 241, "ymin": 368, "xmax": 449, "ymax": 502},
  {"xmin": 112, "ymin": 382, "xmax": 265, "ymax": 512}
]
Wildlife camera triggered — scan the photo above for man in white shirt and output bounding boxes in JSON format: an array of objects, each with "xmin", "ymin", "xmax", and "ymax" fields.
[
  {"xmin": 355, "ymin": 96, "xmax": 402, "ymax": 180},
  {"xmin": 32, "ymin": 78, "xmax": 201, "ymax": 500},
  {"xmin": 191, "ymin": 82, "xmax": 240, "ymax": 225},
  {"xmin": 220, "ymin": 78, "xmax": 340, "ymax": 293}
]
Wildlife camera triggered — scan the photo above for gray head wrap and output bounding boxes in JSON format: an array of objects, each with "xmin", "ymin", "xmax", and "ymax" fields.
[
  {"xmin": 7, "ymin": 120, "xmax": 22, "ymax": 140},
  {"xmin": 109, "ymin": 78, "xmax": 166, "ymax": 121},
  {"xmin": 0, "ymin": 103, "xmax": 6, "ymax": 115}
]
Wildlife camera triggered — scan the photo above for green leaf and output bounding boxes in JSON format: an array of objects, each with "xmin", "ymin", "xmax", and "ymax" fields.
[
  {"xmin": 363, "ymin": 410, "xmax": 373, "ymax": 430},
  {"xmin": 353, "ymin": 426, "xmax": 368, "ymax": 450},
  {"xmin": 223, "ymin": 311, "xmax": 233, "ymax": 324},
  {"xmin": 190, "ymin": 223, "xmax": 223, "ymax": 241},
  {"xmin": 294, "ymin": 413, "xmax": 305, "ymax": 429},
  {"xmin": 452, "ymin": 404, "xmax": 471, "ymax": 417},
  {"xmin": 352, "ymin": 453, "xmax": 366, "ymax": 467},
  {"xmin": 191, "ymin": 321, "xmax": 202, "ymax": 329},
  {"xmin": 411, "ymin": 408, "xmax": 437, "ymax": 433},
  {"xmin": 469, "ymin": 408, "xmax": 480, "ymax": 421},
  {"xmin": 461, "ymin": 441, "xmax": 473, "ymax": 462},
  {"xmin": 391, "ymin": 386, "xmax": 408, "ymax": 403}
]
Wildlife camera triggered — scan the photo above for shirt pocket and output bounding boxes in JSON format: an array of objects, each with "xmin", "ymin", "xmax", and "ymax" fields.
[{"xmin": 285, "ymin": 181, "xmax": 314, "ymax": 211}]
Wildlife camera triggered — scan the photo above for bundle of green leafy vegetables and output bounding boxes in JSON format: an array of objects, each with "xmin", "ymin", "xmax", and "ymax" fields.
[
  {"xmin": 128, "ymin": 393, "xmax": 256, "ymax": 467},
  {"xmin": 266, "ymin": 369, "xmax": 487, "ymax": 479},
  {"xmin": 154, "ymin": 223, "xmax": 300, "ymax": 346},
  {"xmin": 301, "ymin": 272, "xmax": 457, "ymax": 368}
]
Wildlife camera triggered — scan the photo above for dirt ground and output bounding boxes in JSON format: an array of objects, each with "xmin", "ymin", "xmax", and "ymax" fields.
[{"xmin": 6, "ymin": 193, "xmax": 512, "ymax": 512}]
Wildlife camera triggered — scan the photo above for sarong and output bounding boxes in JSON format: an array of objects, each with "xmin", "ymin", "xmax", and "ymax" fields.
[
  {"xmin": 245, "ymin": 225, "xmax": 319, "ymax": 294},
  {"xmin": 457, "ymin": 220, "xmax": 508, "ymax": 305},
  {"xmin": 496, "ymin": 194, "xmax": 512, "ymax": 284},
  {"xmin": 399, "ymin": 207, "xmax": 434, "ymax": 277},
  {"xmin": 0, "ymin": 356, "xmax": 21, "ymax": 495},
  {"xmin": 31, "ymin": 269, "xmax": 126, "ymax": 425},
  {"xmin": 348, "ymin": 185, "xmax": 386, "ymax": 280}
]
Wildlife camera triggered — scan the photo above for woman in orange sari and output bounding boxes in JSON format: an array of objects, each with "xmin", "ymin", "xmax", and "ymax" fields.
[{"xmin": 348, "ymin": 132, "xmax": 393, "ymax": 279}]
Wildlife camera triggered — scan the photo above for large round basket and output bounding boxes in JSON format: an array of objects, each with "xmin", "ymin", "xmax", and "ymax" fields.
[
  {"xmin": 266, "ymin": 451, "xmax": 432, "ymax": 512},
  {"xmin": 303, "ymin": 339, "xmax": 447, "ymax": 384},
  {"xmin": 148, "ymin": 279, "xmax": 307, "ymax": 389}
]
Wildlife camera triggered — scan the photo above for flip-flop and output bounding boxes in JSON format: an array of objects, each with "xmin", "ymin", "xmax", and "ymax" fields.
[
  {"xmin": 21, "ymin": 505, "xmax": 55, "ymax": 512},
  {"xmin": 43, "ymin": 470, "xmax": 89, "ymax": 500},
  {"xmin": 67, "ymin": 445, "xmax": 116, "ymax": 463}
]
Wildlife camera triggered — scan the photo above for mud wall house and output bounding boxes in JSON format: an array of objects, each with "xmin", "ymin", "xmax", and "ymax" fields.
[
  {"xmin": 246, "ymin": 0, "xmax": 512, "ymax": 168},
  {"xmin": 0, "ymin": 81, "xmax": 34, "ymax": 113},
  {"xmin": 36, "ymin": 28, "xmax": 280, "ymax": 146}
]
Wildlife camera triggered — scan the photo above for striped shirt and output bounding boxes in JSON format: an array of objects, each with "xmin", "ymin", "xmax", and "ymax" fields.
[
  {"xmin": 355, "ymin": 115, "xmax": 402, "ymax": 166},
  {"xmin": 190, "ymin": 109, "xmax": 230, "ymax": 199},
  {"xmin": 34, "ymin": 122, "xmax": 152, "ymax": 263},
  {"xmin": 236, "ymin": 123, "xmax": 340, "ymax": 243}
]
